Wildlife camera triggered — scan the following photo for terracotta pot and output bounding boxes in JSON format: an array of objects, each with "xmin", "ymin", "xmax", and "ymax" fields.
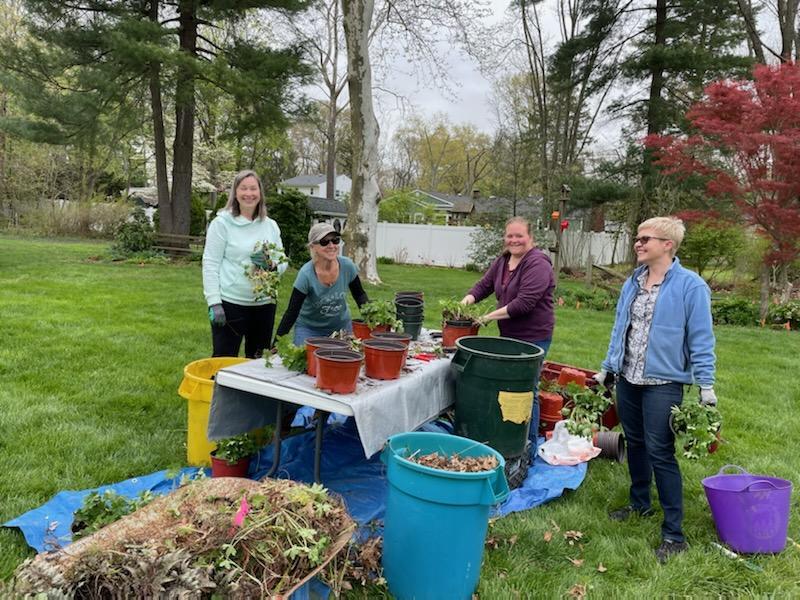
[
  {"xmin": 315, "ymin": 348, "xmax": 363, "ymax": 394},
  {"xmin": 305, "ymin": 337, "xmax": 350, "ymax": 376},
  {"xmin": 363, "ymin": 339, "xmax": 406, "ymax": 380},
  {"xmin": 601, "ymin": 403, "xmax": 620, "ymax": 429},
  {"xmin": 210, "ymin": 455, "xmax": 250, "ymax": 478},
  {"xmin": 539, "ymin": 391, "xmax": 565, "ymax": 418},
  {"xmin": 558, "ymin": 367, "xmax": 587, "ymax": 388},
  {"xmin": 592, "ymin": 431, "xmax": 626, "ymax": 462},
  {"xmin": 539, "ymin": 413, "xmax": 561, "ymax": 435},
  {"xmin": 371, "ymin": 331, "xmax": 412, "ymax": 366},
  {"xmin": 351, "ymin": 319, "xmax": 390, "ymax": 340},
  {"xmin": 442, "ymin": 320, "xmax": 479, "ymax": 348}
]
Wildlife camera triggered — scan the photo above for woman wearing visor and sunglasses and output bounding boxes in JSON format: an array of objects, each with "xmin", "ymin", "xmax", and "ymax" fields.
[
  {"xmin": 594, "ymin": 216, "xmax": 716, "ymax": 563},
  {"xmin": 274, "ymin": 223, "xmax": 370, "ymax": 344}
]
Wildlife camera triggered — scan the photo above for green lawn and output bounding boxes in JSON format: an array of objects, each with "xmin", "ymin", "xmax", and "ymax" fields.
[{"xmin": 2, "ymin": 235, "xmax": 799, "ymax": 596}]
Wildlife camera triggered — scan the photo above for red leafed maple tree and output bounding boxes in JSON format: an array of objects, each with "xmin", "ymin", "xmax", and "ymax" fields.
[{"xmin": 645, "ymin": 63, "xmax": 800, "ymax": 273}]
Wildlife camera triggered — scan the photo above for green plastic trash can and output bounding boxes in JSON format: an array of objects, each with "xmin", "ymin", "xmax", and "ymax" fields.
[{"xmin": 452, "ymin": 336, "xmax": 545, "ymax": 458}]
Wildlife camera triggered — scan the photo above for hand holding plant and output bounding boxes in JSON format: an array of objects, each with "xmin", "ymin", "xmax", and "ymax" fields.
[
  {"xmin": 244, "ymin": 241, "xmax": 288, "ymax": 302},
  {"xmin": 669, "ymin": 402, "xmax": 722, "ymax": 459}
]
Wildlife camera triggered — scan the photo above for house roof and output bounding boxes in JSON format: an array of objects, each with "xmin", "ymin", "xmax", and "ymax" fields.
[
  {"xmin": 126, "ymin": 187, "xmax": 159, "ymax": 206},
  {"xmin": 450, "ymin": 199, "xmax": 474, "ymax": 214},
  {"xmin": 282, "ymin": 174, "xmax": 326, "ymax": 186},
  {"xmin": 473, "ymin": 195, "xmax": 543, "ymax": 218},
  {"xmin": 414, "ymin": 190, "xmax": 457, "ymax": 209},
  {"xmin": 308, "ymin": 196, "xmax": 347, "ymax": 217}
]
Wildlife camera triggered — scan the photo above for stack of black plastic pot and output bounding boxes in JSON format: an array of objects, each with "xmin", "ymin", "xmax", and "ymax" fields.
[{"xmin": 394, "ymin": 292, "xmax": 424, "ymax": 340}]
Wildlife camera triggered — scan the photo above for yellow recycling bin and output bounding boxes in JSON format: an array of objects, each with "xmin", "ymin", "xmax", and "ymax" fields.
[{"xmin": 178, "ymin": 357, "xmax": 248, "ymax": 466}]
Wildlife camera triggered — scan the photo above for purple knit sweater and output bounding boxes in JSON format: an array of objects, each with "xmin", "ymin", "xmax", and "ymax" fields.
[{"xmin": 469, "ymin": 248, "xmax": 555, "ymax": 342}]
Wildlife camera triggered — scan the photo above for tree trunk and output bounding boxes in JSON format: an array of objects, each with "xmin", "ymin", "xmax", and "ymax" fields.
[
  {"xmin": 0, "ymin": 88, "xmax": 7, "ymax": 215},
  {"xmin": 736, "ymin": 0, "xmax": 767, "ymax": 63},
  {"xmin": 342, "ymin": 0, "xmax": 381, "ymax": 284},
  {"xmin": 326, "ymin": 97, "xmax": 337, "ymax": 201},
  {"xmin": 759, "ymin": 263, "xmax": 770, "ymax": 323},
  {"xmin": 170, "ymin": 0, "xmax": 197, "ymax": 237},
  {"xmin": 148, "ymin": 1, "xmax": 171, "ymax": 232}
]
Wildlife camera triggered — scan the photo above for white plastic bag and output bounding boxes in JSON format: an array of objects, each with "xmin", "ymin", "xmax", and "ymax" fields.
[{"xmin": 538, "ymin": 421, "xmax": 601, "ymax": 466}]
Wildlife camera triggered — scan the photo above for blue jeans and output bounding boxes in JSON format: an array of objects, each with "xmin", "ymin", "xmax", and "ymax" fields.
[
  {"xmin": 528, "ymin": 339, "xmax": 552, "ymax": 449},
  {"xmin": 292, "ymin": 322, "xmax": 352, "ymax": 346},
  {"xmin": 616, "ymin": 377, "xmax": 685, "ymax": 542}
]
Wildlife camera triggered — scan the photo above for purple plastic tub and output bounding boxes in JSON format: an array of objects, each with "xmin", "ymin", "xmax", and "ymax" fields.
[{"xmin": 702, "ymin": 465, "xmax": 793, "ymax": 553}]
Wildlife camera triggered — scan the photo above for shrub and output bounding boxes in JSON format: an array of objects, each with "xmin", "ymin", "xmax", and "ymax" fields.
[
  {"xmin": 711, "ymin": 297, "xmax": 759, "ymax": 327},
  {"xmin": 464, "ymin": 262, "xmax": 481, "ymax": 272},
  {"xmin": 675, "ymin": 210, "xmax": 746, "ymax": 280},
  {"xmin": 20, "ymin": 199, "xmax": 131, "ymax": 239},
  {"xmin": 265, "ymin": 189, "xmax": 312, "ymax": 268},
  {"xmin": 767, "ymin": 299, "xmax": 800, "ymax": 329},
  {"xmin": 111, "ymin": 207, "xmax": 155, "ymax": 257},
  {"xmin": 190, "ymin": 193, "xmax": 208, "ymax": 236},
  {"xmin": 468, "ymin": 224, "xmax": 504, "ymax": 270},
  {"xmin": 555, "ymin": 286, "xmax": 617, "ymax": 312},
  {"xmin": 377, "ymin": 256, "xmax": 395, "ymax": 264}
]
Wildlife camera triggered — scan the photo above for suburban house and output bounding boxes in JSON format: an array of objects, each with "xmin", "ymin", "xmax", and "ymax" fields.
[
  {"xmin": 279, "ymin": 174, "xmax": 352, "ymax": 232},
  {"xmin": 280, "ymin": 174, "xmax": 352, "ymax": 200},
  {"xmin": 409, "ymin": 189, "xmax": 545, "ymax": 226}
]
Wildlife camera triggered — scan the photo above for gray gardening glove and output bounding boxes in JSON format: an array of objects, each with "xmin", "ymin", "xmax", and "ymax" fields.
[
  {"xmin": 208, "ymin": 303, "xmax": 226, "ymax": 327},
  {"xmin": 699, "ymin": 386, "xmax": 718, "ymax": 406},
  {"xmin": 592, "ymin": 369, "xmax": 616, "ymax": 392}
]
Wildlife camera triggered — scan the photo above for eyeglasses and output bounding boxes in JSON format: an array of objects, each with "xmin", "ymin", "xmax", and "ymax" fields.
[
  {"xmin": 634, "ymin": 235, "xmax": 670, "ymax": 245},
  {"xmin": 318, "ymin": 236, "xmax": 341, "ymax": 247}
]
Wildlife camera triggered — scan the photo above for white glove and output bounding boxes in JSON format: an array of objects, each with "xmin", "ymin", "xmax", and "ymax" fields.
[
  {"xmin": 699, "ymin": 387, "xmax": 718, "ymax": 406},
  {"xmin": 592, "ymin": 369, "xmax": 615, "ymax": 391}
]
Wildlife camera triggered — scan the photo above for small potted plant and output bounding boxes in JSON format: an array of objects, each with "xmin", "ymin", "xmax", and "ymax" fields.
[
  {"xmin": 265, "ymin": 335, "xmax": 308, "ymax": 373},
  {"xmin": 353, "ymin": 300, "xmax": 402, "ymax": 339},
  {"xmin": 439, "ymin": 298, "xmax": 482, "ymax": 348},
  {"xmin": 559, "ymin": 383, "xmax": 614, "ymax": 439},
  {"xmin": 210, "ymin": 432, "xmax": 260, "ymax": 478},
  {"xmin": 669, "ymin": 402, "xmax": 722, "ymax": 459}
]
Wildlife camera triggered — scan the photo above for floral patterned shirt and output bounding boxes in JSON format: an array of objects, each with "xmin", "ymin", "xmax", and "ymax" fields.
[{"xmin": 622, "ymin": 269, "xmax": 670, "ymax": 385}]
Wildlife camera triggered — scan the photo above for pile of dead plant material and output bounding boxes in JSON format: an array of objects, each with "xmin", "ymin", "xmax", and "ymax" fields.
[
  {"xmin": 12, "ymin": 477, "xmax": 356, "ymax": 599},
  {"xmin": 407, "ymin": 451, "xmax": 499, "ymax": 473}
]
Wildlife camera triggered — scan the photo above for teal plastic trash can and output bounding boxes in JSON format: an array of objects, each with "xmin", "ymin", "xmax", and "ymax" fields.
[{"xmin": 381, "ymin": 432, "xmax": 510, "ymax": 600}]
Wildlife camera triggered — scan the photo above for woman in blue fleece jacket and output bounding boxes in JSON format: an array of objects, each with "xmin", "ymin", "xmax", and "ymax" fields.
[
  {"xmin": 202, "ymin": 170, "xmax": 287, "ymax": 358},
  {"xmin": 595, "ymin": 216, "xmax": 716, "ymax": 564}
]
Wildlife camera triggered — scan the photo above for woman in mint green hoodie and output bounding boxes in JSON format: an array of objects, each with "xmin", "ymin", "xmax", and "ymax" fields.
[{"xmin": 202, "ymin": 170, "xmax": 287, "ymax": 358}]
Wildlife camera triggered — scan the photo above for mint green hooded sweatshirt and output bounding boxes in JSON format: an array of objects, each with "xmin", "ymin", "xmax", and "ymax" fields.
[{"xmin": 202, "ymin": 209, "xmax": 287, "ymax": 307}]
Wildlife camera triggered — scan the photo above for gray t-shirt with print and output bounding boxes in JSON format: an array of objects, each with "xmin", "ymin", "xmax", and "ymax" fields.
[{"xmin": 295, "ymin": 256, "xmax": 359, "ymax": 332}]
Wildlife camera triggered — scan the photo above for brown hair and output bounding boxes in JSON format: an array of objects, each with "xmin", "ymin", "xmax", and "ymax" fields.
[{"xmin": 225, "ymin": 170, "xmax": 267, "ymax": 219}]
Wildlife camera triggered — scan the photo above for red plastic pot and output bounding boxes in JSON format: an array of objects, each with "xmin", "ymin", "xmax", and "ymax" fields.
[
  {"xmin": 352, "ymin": 319, "xmax": 390, "ymax": 340},
  {"xmin": 210, "ymin": 455, "xmax": 250, "ymax": 478},
  {"xmin": 442, "ymin": 320, "xmax": 479, "ymax": 348},
  {"xmin": 601, "ymin": 403, "xmax": 620, "ymax": 429},
  {"xmin": 557, "ymin": 367, "xmax": 587, "ymax": 388},
  {"xmin": 305, "ymin": 337, "xmax": 350, "ymax": 377},
  {"xmin": 315, "ymin": 348, "xmax": 363, "ymax": 394},
  {"xmin": 363, "ymin": 339, "xmax": 406, "ymax": 380},
  {"xmin": 371, "ymin": 331, "xmax": 412, "ymax": 366},
  {"xmin": 540, "ymin": 361, "xmax": 598, "ymax": 388},
  {"xmin": 539, "ymin": 391, "xmax": 565, "ymax": 418},
  {"xmin": 539, "ymin": 413, "xmax": 561, "ymax": 434}
]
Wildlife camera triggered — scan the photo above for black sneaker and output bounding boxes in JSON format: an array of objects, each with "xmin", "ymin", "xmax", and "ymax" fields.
[
  {"xmin": 608, "ymin": 505, "xmax": 653, "ymax": 521},
  {"xmin": 654, "ymin": 539, "xmax": 689, "ymax": 564}
]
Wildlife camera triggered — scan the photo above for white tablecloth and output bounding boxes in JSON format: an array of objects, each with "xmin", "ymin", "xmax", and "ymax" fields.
[{"xmin": 208, "ymin": 353, "xmax": 455, "ymax": 458}]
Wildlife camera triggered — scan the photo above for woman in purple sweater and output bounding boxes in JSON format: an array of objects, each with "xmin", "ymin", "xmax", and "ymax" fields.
[{"xmin": 461, "ymin": 216, "xmax": 556, "ymax": 439}]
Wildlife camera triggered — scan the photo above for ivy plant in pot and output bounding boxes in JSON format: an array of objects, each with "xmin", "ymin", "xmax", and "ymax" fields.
[
  {"xmin": 210, "ymin": 432, "xmax": 260, "ymax": 478},
  {"xmin": 439, "ymin": 298, "xmax": 483, "ymax": 348},
  {"xmin": 669, "ymin": 402, "xmax": 722, "ymax": 459},
  {"xmin": 353, "ymin": 300, "xmax": 402, "ymax": 339}
]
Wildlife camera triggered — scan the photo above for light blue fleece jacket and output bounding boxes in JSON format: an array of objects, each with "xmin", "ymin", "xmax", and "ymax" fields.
[
  {"xmin": 601, "ymin": 257, "xmax": 716, "ymax": 386},
  {"xmin": 202, "ymin": 210, "xmax": 287, "ymax": 307}
]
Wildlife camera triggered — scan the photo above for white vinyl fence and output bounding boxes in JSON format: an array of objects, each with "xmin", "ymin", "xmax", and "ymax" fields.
[{"xmin": 376, "ymin": 222, "xmax": 631, "ymax": 268}]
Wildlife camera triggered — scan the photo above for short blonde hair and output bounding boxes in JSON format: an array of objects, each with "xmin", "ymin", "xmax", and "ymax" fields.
[
  {"xmin": 505, "ymin": 216, "xmax": 532, "ymax": 235},
  {"xmin": 638, "ymin": 216, "xmax": 685, "ymax": 255}
]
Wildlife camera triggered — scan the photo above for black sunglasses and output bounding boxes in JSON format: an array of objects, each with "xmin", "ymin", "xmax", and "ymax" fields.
[
  {"xmin": 634, "ymin": 235, "xmax": 670, "ymax": 245},
  {"xmin": 318, "ymin": 236, "xmax": 341, "ymax": 247}
]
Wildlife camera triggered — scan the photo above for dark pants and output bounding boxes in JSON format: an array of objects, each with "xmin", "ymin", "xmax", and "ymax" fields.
[
  {"xmin": 616, "ymin": 377, "xmax": 685, "ymax": 542},
  {"xmin": 211, "ymin": 301, "xmax": 276, "ymax": 359}
]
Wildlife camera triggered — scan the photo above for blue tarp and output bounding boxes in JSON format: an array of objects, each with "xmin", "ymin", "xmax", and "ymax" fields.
[{"xmin": 4, "ymin": 418, "xmax": 586, "ymax": 596}]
